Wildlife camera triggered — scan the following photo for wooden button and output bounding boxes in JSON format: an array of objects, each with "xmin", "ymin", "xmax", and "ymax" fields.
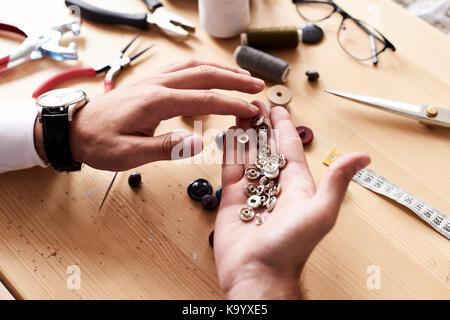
[{"xmin": 267, "ymin": 85, "xmax": 292, "ymax": 107}]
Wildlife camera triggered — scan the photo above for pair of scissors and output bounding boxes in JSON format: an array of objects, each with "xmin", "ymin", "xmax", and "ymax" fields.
[
  {"xmin": 325, "ymin": 90, "xmax": 450, "ymax": 128},
  {"xmin": 0, "ymin": 18, "xmax": 80, "ymax": 72},
  {"xmin": 65, "ymin": 0, "xmax": 195, "ymax": 40}
]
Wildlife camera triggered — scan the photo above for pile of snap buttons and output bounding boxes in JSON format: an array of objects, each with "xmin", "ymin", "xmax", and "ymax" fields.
[{"xmin": 239, "ymin": 115, "xmax": 286, "ymax": 225}]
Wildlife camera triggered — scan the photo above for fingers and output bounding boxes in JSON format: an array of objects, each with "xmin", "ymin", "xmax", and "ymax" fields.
[
  {"xmin": 222, "ymin": 126, "xmax": 245, "ymax": 187},
  {"xmin": 132, "ymin": 130, "xmax": 203, "ymax": 164},
  {"xmin": 236, "ymin": 100, "xmax": 270, "ymax": 170},
  {"xmin": 158, "ymin": 65, "xmax": 265, "ymax": 93},
  {"xmin": 270, "ymin": 106, "xmax": 315, "ymax": 194},
  {"xmin": 314, "ymin": 152, "xmax": 371, "ymax": 218},
  {"xmin": 159, "ymin": 59, "xmax": 250, "ymax": 76},
  {"xmin": 160, "ymin": 89, "xmax": 259, "ymax": 120}
]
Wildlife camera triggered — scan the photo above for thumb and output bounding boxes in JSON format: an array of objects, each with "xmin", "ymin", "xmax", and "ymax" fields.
[
  {"xmin": 315, "ymin": 152, "xmax": 371, "ymax": 216},
  {"xmin": 142, "ymin": 130, "xmax": 203, "ymax": 162}
]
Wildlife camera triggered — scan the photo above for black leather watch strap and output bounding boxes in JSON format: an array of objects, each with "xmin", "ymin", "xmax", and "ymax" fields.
[{"xmin": 41, "ymin": 108, "xmax": 82, "ymax": 172}]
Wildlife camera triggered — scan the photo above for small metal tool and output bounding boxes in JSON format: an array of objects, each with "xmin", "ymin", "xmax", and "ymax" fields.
[
  {"xmin": 65, "ymin": 0, "xmax": 195, "ymax": 39},
  {"xmin": 33, "ymin": 33, "xmax": 153, "ymax": 97},
  {"xmin": 0, "ymin": 18, "xmax": 80, "ymax": 72},
  {"xmin": 99, "ymin": 172, "xmax": 118, "ymax": 212},
  {"xmin": 325, "ymin": 89, "xmax": 450, "ymax": 128}
]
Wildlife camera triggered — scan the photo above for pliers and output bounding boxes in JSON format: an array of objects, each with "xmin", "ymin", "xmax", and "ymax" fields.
[
  {"xmin": 32, "ymin": 34, "xmax": 153, "ymax": 98},
  {"xmin": 65, "ymin": 0, "xmax": 195, "ymax": 40},
  {"xmin": 0, "ymin": 18, "xmax": 80, "ymax": 72}
]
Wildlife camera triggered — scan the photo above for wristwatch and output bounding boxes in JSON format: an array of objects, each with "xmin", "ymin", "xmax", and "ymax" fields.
[{"xmin": 36, "ymin": 88, "xmax": 89, "ymax": 172}]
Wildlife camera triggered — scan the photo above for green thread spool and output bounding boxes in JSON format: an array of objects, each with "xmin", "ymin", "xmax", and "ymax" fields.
[{"xmin": 241, "ymin": 26, "xmax": 300, "ymax": 50}]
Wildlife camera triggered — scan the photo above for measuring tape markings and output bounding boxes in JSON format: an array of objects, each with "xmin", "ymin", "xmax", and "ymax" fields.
[{"xmin": 323, "ymin": 149, "xmax": 450, "ymax": 240}]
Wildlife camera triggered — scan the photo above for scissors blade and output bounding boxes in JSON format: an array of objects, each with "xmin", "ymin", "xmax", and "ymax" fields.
[
  {"xmin": 325, "ymin": 89, "xmax": 422, "ymax": 114},
  {"xmin": 99, "ymin": 172, "xmax": 118, "ymax": 211},
  {"xmin": 325, "ymin": 89, "xmax": 450, "ymax": 128}
]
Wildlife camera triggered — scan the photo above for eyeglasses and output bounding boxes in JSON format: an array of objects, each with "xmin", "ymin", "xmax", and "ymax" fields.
[{"xmin": 292, "ymin": 0, "xmax": 396, "ymax": 64}]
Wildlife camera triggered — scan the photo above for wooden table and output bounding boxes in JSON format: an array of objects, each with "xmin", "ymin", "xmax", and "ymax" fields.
[{"xmin": 0, "ymin": 0, "xmax": 449, "ymax": 300}]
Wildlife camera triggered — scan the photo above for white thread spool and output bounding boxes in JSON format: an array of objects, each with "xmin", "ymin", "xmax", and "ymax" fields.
[{"xmin": 198, "ymin": 0, "xmax": 251, "ymax": 38}]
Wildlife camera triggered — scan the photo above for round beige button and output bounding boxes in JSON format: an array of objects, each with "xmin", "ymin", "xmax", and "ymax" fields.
[{"xmin": 267, "ymin": 85, "xmax": 292, "ymax": 107}]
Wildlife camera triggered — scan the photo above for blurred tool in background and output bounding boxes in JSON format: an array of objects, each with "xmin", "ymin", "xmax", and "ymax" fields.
[
  {"xmin": 199, "ymin": 0, "xmax": 251, "ymax": 38},
  {"xmin": 65, "ymin": 0, "xmax": 195, "ymax": 39},
  {"xmin": 402, "ymin": 0, "xmax": 450, "ymax": 36},
  {"xmin": 0, "ymin": 19, "xmax": 80, "ymax": 72}
]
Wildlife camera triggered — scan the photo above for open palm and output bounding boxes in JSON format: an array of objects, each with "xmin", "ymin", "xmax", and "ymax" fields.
[{"xmin": 214, "ymin": 101, "xmax": 371, "ymax": 299}]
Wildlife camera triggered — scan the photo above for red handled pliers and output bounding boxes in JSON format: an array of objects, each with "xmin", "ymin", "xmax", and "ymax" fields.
[{"xmin": 32, "ymin": 33, "xmax": 153, "ymax": 98}]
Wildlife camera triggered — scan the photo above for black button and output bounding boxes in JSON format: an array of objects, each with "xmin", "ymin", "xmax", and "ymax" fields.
[
  {"xmin": 187, "ymin": 178, "xmax": 213, "ymax": 201},
  {"xmin": 128, "ymin": 172, "xmax": 142, "ymax": 188}
]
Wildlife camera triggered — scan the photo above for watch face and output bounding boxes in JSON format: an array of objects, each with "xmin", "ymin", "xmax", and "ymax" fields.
[{"xmin": 36, "ymin": 88, "xmax": 86, "ymax": 108}]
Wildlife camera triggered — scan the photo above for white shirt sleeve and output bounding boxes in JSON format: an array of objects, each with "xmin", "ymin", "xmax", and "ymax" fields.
[{"xmin": 0, "ymin": 100, "xmax": 48, "ymax": 174}]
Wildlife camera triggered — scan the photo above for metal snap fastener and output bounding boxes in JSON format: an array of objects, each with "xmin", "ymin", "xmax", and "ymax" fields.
[
  {"xmin": 255, "ymin": 213, "xmax": 265, "ymax": 226},
  {"xmin": 247, "ymin": 195, "xmax": 262, "ymax": 208},
  {"xmin": 255, "ymin": 157, "xmax": 268, "ymax": 169},
  {"xmin": 269, "ymin": 184, "xmax": 281, "ymax": 196},
  {"xmin": 245, "ymin": 166, "xmax": 261, "ymax": 180},
  {"xmin": 266, "ymin": 196, "xmax": 277, "ymax": 212},
  {"xmin": 256, "ymin": 185, "xmax": 265, "ymax": 195},
  {"xmin": 278, "ymin": 154, "xmax": 286, "ymax": 168},
  {"xmin": 265, "ymin": 169, "xmax": 279, "ymax": 179},
  {"xmin": 263, "ymin": 160, "xmax": 279, "ymax": 173},
  {"xmin": 259, "ymin": 176, "xmax": 274, "ymax": 190},
  {"xmin": 244, "ymin": 182, "xmax": 258, "ymax": 196},
  {"xmin": 240, "ymin": 207, "xmax": 255, "ymax": 221},
  {"xmin": 237, "ymin": 133, "xmax": 250, "ymax": 144},
  {"xmin": 256, "ymin": 122, "xmax": 269, "ymax": 132},
  {"xmin": 259, "ymin": 193, "xmax": 269, "ymax": 206},
  {"xmin": 258, "ymin": 145, "xmax": 271, "ymax": 158},
  {"xmin": 251, "ymin": 115, "xmax": 265, "ymax": 127}
]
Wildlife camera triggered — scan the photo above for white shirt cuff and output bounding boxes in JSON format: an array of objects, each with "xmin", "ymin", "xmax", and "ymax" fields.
[{"xmin": 0, "ymin": 100, "xmax": 48, "ymax": 174}]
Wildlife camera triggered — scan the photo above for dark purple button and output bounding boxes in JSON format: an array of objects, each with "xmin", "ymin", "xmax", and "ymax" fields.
[
  {"xmin": 201, "ymin": 194, "xmax": 219, "ymax": 210},
  {"xmin": 215, "ymin": 185, "xmax": 222, "ymax": 205},
  {"xmin": 187, "ymin": 178, "xmax": 213, "ymax": 201},
  {"xmin": 128, "ymin": 172, "xmax": 142, "ymax": 188},
  {"xmin": 296, "ymin": 126, "xmax": 314, "ymax": 145},
  {"xmin": 305, "ymin": 70, "xmax": 319, "ymax": 82},
  {"xmin": 209, "ymin": 230, "xmax": 214, "ymax": 248}
]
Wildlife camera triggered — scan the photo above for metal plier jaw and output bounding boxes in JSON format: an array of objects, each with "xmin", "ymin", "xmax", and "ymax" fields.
[
  {"xmin": 39, "ymin": 18, "xmax": 81, "ymax": 61},
  {"xmin": 1, "ymin": 18, "xmax": 80, "ymax": 71},
  {"xmin": 147, "ymin": 7, "xmax": 195, "ymax": 39}
]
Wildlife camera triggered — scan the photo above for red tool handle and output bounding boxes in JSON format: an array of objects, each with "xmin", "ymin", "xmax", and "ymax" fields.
[
  {"xmin": 104, "ymin": 79, "xmax": 115, "ymax": 92},
  {"xmin": 0, "ymin": 23, "xmax": 27, "ymax": 37},
  {"xmin": 32, "ymin": 67, "xmax": 97, "ymax": 98},
  {"xmin": 0, "ymin": 23, "xmax": 26, "ymax": 70}
]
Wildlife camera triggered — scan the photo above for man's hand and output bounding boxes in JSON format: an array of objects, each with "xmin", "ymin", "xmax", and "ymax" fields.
[
  {"xmin": 214, "ymin": 102, "xmax": 371, "ymax": 299},
  {"xmin": 34, "ymin": 60, "xmax": 265, "ymax": 171}
]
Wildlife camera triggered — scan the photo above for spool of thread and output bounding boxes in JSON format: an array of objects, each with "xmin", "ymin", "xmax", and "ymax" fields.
[
  {"xmin": 198, "ymin": 0, "xmax": 251, "ymax": 38},
  {"xmin": 241, "ymin": 27, "xmax": 300, "ymax": 50},
  {"xmin": 234, "ymin": 45, "xmax": 290, "ymax": 84},
  {"xmin": 241, "ymin": 23, "xmax": 324, "ymax": 50}
]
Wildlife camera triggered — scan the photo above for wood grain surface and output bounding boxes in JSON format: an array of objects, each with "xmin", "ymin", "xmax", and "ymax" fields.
[{"xmin": 0, "ymin": 0, "xmax": 449, "ymax": 299}]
